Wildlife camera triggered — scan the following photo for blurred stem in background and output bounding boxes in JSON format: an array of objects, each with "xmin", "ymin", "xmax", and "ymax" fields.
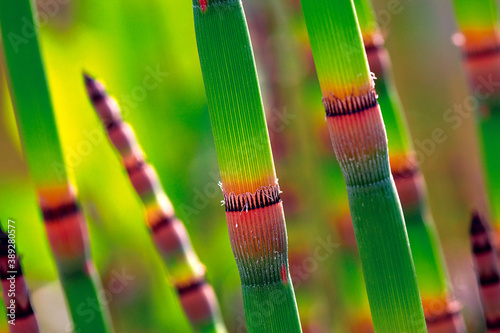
[
  {"xmin": 192, "ymin": 0, "xmax": 302, "ymax": 331},
  {"xmin": 300, "ymin": 0, "xmax": 427, "ymax": 330},
  {"xmin": 0, "ymin": 226, "xmax": 40, "ymax": 333},
  {"xmin": 451, "ymin": 0, "xmax": 500, "ymax": 239},
  {"xmin": 469, "ymin": 213, "xmax": 500, "ymax": 332},
  {"xmin": 84, "ymin": 74, "xmax": 227, "ymax": 333},
  {"xmin": 354, "ymin": 0, "xmax": 466, "ymax": 331},
  {"xmin": 0, "ymin": 0, "xmax": 111, "ymax": 332},
  {"xmin": 246, "ymin": 0, "xmax": 340, "ymax": 330}
]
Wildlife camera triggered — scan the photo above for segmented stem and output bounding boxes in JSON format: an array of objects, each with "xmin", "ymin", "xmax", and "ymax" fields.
[
  {"xmin": 354, "ymin": 0, "xmax": 465, "ymax": 330},
  {"xmin": 0, "ymin": 226, "xmax": 39, "ymax": 333},
  {"xmin": 470, "ymin": 213, "xmax": 500, "ymax": 332},
  {"xmin": 451, "ymin": 0, "xmax": 500, "ymax": 234},
  {"xmin": 301, "ymin": 0, "xmax": 427, "ymax": 331},
  {"xmin": 84, "ymin": 74, "xmax": 227, "ymax": 333},
  {"xmin": 0, "ymin": 1, "xmax": 111, "ymax": 332}
]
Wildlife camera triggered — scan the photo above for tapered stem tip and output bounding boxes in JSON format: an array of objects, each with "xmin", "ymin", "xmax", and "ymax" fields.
[
  {"xmin": 0, "ymin": 226, "xmax": 8, "ymax": 256},
  {"xmin": 470, "ymin": 211, "xmax": 487, "ymax": 235},
  {"xmin": 83, "ymin": 71, "xmax": 95, "ymax": 86}
]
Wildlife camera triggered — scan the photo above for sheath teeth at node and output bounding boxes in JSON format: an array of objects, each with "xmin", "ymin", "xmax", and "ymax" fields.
[
  {"xmin": 223, "ymin": 184, "xmax": 282, "ymax": 212},
  {"xmin": 323, "ymin": 89, "xmax": 378, "ymax": 117}
]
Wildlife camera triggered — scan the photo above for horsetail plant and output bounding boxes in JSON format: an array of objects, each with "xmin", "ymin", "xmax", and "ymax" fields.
[
  {"xmin": 354, "ymin": 0, "xmax": 465, "ymax": 330},
  {"xmin": 192, "ymin": 0, "xmax": 302, "ymax": 331},
  {"xmin": 0, "ymin": 1, "xmax": 111, "ymax": 332},
  {"xmin": 451, "ymin": 0, "xmax": 500, "ymax": 233},
  {"xmin": 470, "ymin": 212, "xmax": 500, "ymax": 332},
  {"xmin": 84, "ymin": 74, "xmax": 227, "ymax": 333},
  {"xmin": 0, "ymin": 225, "xmax": 39, "ymax": 333},
  {"xmin": 300, "ymin": 0, "xmax": 427, "ymax": 331}
]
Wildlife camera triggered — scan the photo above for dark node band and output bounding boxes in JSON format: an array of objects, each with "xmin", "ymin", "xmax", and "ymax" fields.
[
  {"xmin": 473, "ymin": 241, "xmax": 493, "ymax": 254},
  {"xmin": 224, "ymin": 185, "xmax": 281, "ymax": 212},
  {"xmin": 151, "ymin": 215, "xmax": 176, "ymax": 233},
  {"xmin": 126, "ymin": 159, "xmax": 147, "ymax": 176},
  {"xmin": 90, "ymin": 90, "xmax": 106, "ymax": 104},
  {"xmin": 176, "ymin": 276, "xmax": 206, "ymax": 296},
  {"xmin": 0, "ymin": 263, "xmax": 23, "ymax": 279},
  {"xmin": 465, "ymin": 45, "xmax": 500, "ymax": 60},
  {"xmin": 16, "ymin": 303, "xmax": 34, "ymax": 319},
  {"xmin": 470, "ymin": 213, "xmax": 488, "ymax": 235},
  {"xmin": 480, "ymin": 272, "xmax": 500, "ymax": 286},
  {"xmin": 42, "ymin": 201, "xmax": 79, "ymax": 222},
  {"xmin": 392, "ymin": 163, "xmax": 419, "ymax": 180},
  {"xmin": 364, "ymin": 42, "xmax": 382, "ymax": 55},
  {"xmin": 0, "ymin": 232, "xmax": 9, "ymax": 256},
  {"xmin": 323, "ymin": 89, "xmax": 378, "ymax": 117},
  {"xmin": 487, "ymin": 317, "xmax": 500, "ymax": 330},
  {"xmin": 106, "ymin": 118, "xmax": 123, "ymax": 131}
]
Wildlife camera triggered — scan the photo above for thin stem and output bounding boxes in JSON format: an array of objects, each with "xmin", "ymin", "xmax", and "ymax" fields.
[
  {"xmin": 0, "ymin": 1, "xmax": 111, "ymax": 331},
  {"xmin": 0, "ymin": 225, "xmax": 39, "ymax": 333},
  {"xmin": 84, "ymin": 74, "xmax": 227, "ymax": 333},
  {"xmin": 469, "ymin": 212, "xmax": 500, "ymax": 332},
  {"xmin": 451, "ymin": 0, "xmax": 500, "ymax": 232}
]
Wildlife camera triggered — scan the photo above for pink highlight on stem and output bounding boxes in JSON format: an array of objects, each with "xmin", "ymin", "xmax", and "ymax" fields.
[
  {"xmin": 226, "ymin": 202, "xmax": 288, "ymax": 285},
  {"xmin": 325, "ymin": 103, "xmax": 388, "ymax": 185},
  {"xmin": 281, "ymin": 264, "xmax": 288, "ymax": 284},
  {"xmin": 180, "ymin": 283, "xmax": 219, "ymax": 324},
  {"xmin": 39, "ymin": 185, "xmax": 89, "ymax": 270},
  {"xmin": 199, "ymin": 0, "xmax": 207, "ymax": 12}
]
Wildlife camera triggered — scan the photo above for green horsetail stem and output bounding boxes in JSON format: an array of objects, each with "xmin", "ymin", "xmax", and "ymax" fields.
[
  {"xmin": 354, "ymin": 0, "xmax": 465, "ymax": 330},
  {"xmin": 0, "ymin": 225, "xmax": 39, "ymax": 333},
  {"xmin": 0, "ymin": 1, "xmax": 111, "ymax": 332},
  {"xmin": 191, "ymin": 0, "xmax": 302, "ymax": 331},
  {"xmin": 451, "ymin": 0, "xmax": 500, "ymax": 233},
  {"xmin": 300, "ymin": 0, "xmax": 427, "ymax": 331},
  {"xmin": 84, "ymin": 74, "xmax": 227, "ymax": 333},
  {"xmin": 470, "ymin": 213, "xmax": 500, "ymax": 332}
]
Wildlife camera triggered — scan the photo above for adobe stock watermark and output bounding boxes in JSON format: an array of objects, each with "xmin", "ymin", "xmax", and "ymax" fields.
[
  {"xmin": 370, "ymin": 0, "xmax": 414, "ymax": 30},
  {"xmin": 339, "ymin": 0, "xmax": 414, "ymax": 62},
  {"xmin": 60, "ymin": 268, "xmax": 135, "ymax": 333},
  {"xmin": 404, "ymin": 261, "xmax": 470, "ymax": 333},
  {"xmin": 7, "ymin": 0, "xmax": 72, "ymax": 53},
  {"xmin": 235, "ymin": 235, "xmax": 339, "ymax": 332},
  {"xmin": 51, "ymin": 65, "xmax": 168, "ymax": 181},
  {"xmin": 267, "ymin": 106, "xmax": 297, "ymax": 133},
  {"xmin": 52, "ymin": 127, "xmax": 104, "ymax": 181},
  {"xmin": 411, "ymin": 73, "xmax": 500, "ymax": 167},
  {"xmin": 178, "ymin": 106, "xmax": 296, "ymax": 222},
  {"xmin": 117, "ymin": 65, "xmax": 169, "ymax": 118},
  {"xmin": 289, "ymin": 235, "xmax": 340, "ymax": 288}
]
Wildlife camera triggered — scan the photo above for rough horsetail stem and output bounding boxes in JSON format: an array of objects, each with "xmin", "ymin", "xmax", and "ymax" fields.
[
  {"xmin": 0, "ymin": 1, "xmax": 111, "ymax": 332},
  {"xmin": 451, "ymin": 0, "xmax": 500, "ymax": 232},
  {"xmin": 300, "ymin": 0, "xmax": 427, "ymax": 331},
  {"xmin": 0, "ymin": 225, "xmax": 39, "ymax": 333},
  {"xmin": 192, "ymin": 0, "xmax": 302, "ymax": 331},
  {"xmin": 354, "ymin": 0, "xmax": 465, "ymax": 330},
  {"xmin": 470, "ymin": 212, "xmax": 500, "ymax": 332},
  {"xmin": 84, "ymin": 74, "xmax": 227, "ymax": 333}
]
